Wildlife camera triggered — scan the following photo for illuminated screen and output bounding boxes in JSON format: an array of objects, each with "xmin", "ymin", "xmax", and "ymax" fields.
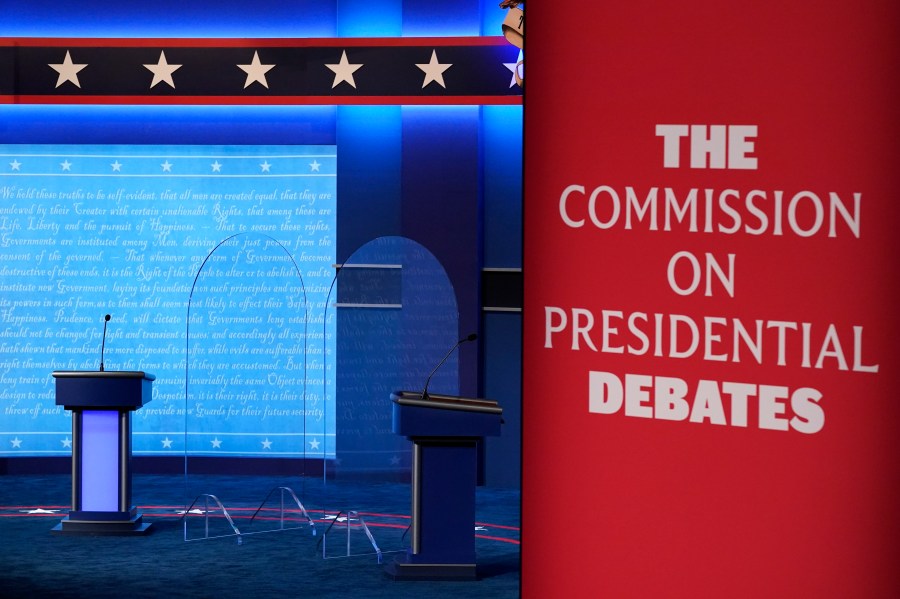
[{"xmin": 0, "ymin": 143, "xmax": 336, "ymax": 457}]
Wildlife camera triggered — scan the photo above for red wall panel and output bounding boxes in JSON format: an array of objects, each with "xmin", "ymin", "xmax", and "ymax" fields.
[{"xmin": 522, "ymin": 2, "xmax": 900, "ymax": 596}]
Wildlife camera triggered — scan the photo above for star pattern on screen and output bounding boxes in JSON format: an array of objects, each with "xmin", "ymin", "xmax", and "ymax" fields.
[
  {"xmin": 0, "ymin": 43, "xmax": 523, "ymax": 102},
  {"xmin": 48, "ymin": 50, "xmax": 87, "ymax": 88},
  {"xmin": 144, "ymin": 51, "xmax": 182, "ymax": 89},
  {"xmin": 1, "ymin": 151, "xmax": 335, "ymax": 177}
]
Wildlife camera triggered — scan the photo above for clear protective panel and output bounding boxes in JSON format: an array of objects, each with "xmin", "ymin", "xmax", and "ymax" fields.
[
  {"xmin": 318, "ymin": 236, "xmax": 459, "ymax": 560},
  {"xmin": 182, "ymin": 232, "xmax": 322, "ymax": 543}
]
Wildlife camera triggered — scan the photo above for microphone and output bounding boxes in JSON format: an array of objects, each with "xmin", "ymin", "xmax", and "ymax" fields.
[
  {"xmin": 421, "ymin": 333, "xmax": 477, "ymax": 400},
  {"xmin": 99, "ymin": 314, "xmax": 111, "ymax": 372}
]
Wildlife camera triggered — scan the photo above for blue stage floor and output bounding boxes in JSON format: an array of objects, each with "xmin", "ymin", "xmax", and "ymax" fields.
[{"xmin": 0, "ymin": 474, "xmax": 520, "ymax": 598}]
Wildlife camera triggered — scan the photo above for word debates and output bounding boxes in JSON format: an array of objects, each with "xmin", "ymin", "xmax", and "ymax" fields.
[{"xmin": 588, "ymin": 370, "xmax": 823, "ymax": 434}]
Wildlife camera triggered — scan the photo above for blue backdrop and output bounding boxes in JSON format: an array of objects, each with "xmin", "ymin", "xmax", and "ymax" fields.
[{"xmin": 0, "ymin": 0, "xmax": 523, "ymax": 486}]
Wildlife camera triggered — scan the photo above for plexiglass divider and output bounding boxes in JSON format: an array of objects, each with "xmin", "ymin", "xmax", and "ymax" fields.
[
  {"xmin": 320, "ymin": 236, "xmax": 459, "ymax": 561},
  {"xmin": 183, "ymin": 232, "xmax": 323, "ymax": 543},
  {"xmin": 180, "ymin": 493, "xmax": 244, "ymax": 544},
  {"xmin": 317, "ymin": 509, "xmax": 384, "ymax": 562}
]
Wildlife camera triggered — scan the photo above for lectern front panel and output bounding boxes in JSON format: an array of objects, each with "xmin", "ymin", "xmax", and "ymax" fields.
[
  {"xmin": 51, "ymin": 371, "xmax": 153, "ymax": 535},
  {"xmin": 80, "ymin": 410, "xmax": 120, "ymax": 512}
]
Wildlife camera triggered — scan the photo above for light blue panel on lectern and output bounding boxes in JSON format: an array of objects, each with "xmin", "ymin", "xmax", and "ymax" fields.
[{"xmin": 80, "ymin": 410, "xmax": 120, "ymax": 512}]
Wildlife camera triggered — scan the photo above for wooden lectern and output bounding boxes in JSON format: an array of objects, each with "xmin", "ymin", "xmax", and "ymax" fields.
[
  {"xmin": 51, "ymin": 371, "xmax": 155, "ymax": 535},
  {"xmin": 386, "ymin": 390, "xmax": 502, "ymax": 580}
]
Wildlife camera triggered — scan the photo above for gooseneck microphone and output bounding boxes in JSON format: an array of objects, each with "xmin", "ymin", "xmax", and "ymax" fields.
[
  {"xmin": 99, "ymin": 313, "xmax": 111, "ymax": 372},
  {"xmin": 421, "ymin": 333, "xmax": 477, "ymax": 400}
]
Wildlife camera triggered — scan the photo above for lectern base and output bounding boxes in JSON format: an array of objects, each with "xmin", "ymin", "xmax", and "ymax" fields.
[
  {"xmin": 384, "ymin": 556, "xmax": 477, "ymax": 581},
  {"xmin": 52, "ymin": 511, "xmax": 152, "ymax": 536}
]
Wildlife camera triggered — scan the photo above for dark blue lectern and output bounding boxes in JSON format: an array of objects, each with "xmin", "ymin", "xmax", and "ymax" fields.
[
  {"xmin": 386, "ymin": 391, "xmax": 502, "ymax": 580},
  {"xmin": 51, "ymin": 371, "xmax": 155, "ymax": 536}
]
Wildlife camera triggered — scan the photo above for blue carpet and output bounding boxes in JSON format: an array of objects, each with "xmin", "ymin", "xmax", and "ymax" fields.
[{"xmin": 0, "ymin": 474, "xmax": 520, "ymax": 598}]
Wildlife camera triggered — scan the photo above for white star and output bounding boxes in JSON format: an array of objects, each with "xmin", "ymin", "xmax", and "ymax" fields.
[
  {"xmin": 161, "ymin": 160, "xmax": 173, "ymax": 172},
  {"xmin": 49, "ymin": 51, "xmax": 87, "ymax": 89},
  {"xmin": 325, "ymin": 50, "xmax": 363, "ymax": 89},
  {"xmin": 261, "ymin": 438, "xmax": 273, "ymax": 450},
  {"xmin": 309, "ymin": 438, "xmax": 321, "ymax": 450},
  {"xmin": 9, "ymin": 159, "xmax": 21, "ymax": 171},
  {"xmin": 416, "ymin": 50, "xmax": 452, "ymax": 89},
  {"xmin": 111, "ymin": 160, "xmax": 123, "ymax": 172},
  {"xmin": 309, "ymin": 160, "xmax": 321, "ymax": 172},
  {"xmin": 144, "ymin": 51, "xmax": 182, "ymax": 89},
  {"xmin": 260, "ymin": 160, "xmax": 272, "ymax": 172},
  {"xmin": 237, "ymin": 51, "xmax": 275, "ymax": 89},
  {"xmin": 11, "ymin": 437, "xmax": 22, "ymax": 448},
  {"xmin": 211, "ymin": 160, "xmax": 223, "ymax": 172},
  {"xmin": 161, "ymin": 437, "xmax": 173, "ymax": 449},
  {"xmin": 504, "ymin": 50, "xmax": 524, "ymax": 88},
  {"xmin": 60, "ymin": 160, "xmax": 72, "ymax": 171},
  {"xmin": 22, "ymin": 508, "xmax": 61, "ymax": 514},
  {"xmin": 61, "ymin": 437, "xmax": 72, "ymax": 449},
  {"xmin": 390, "ymin": 455, "xmax": 401, "ymax": 466},
  {"xmin": 211, "ymin": 437, "xmax": 222, "ymax": 448}
]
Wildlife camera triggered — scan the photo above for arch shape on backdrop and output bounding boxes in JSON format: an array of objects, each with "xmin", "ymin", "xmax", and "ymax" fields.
[
  {"xmin": 318, "ymin": 235, "xmax": 459, "ymax": 560},
  {"xmin": 182, "ymin": 231, "xmax": 320, "ymax": 542}
]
